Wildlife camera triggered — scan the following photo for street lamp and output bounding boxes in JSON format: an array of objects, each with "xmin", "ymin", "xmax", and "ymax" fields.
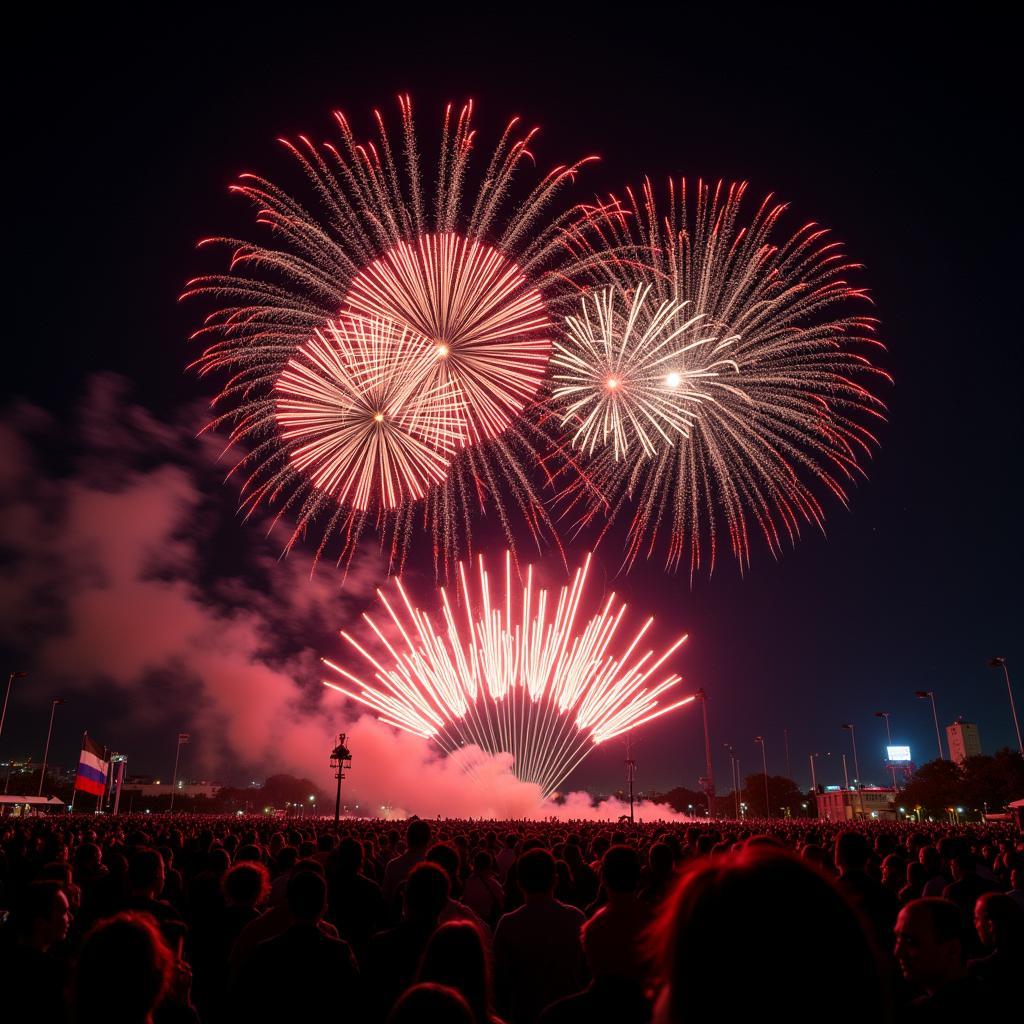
[
  {"xmin": 38, "ymin": 698, "xmax": 66, "ymax": 796},
  {"xmin": 874, "ymin": 711, "xmax": 899, "ymax": 791},
  {"xmin": 723, "ymin": 743, "xmax": 740, "ymax": 818},
  {"xmin": 809, "ymin": 751, "xmax": 831, "ymax": 795},
  {"xmin": 330, "ymin": 734, "xmax": 352, "ymax": 827},
  {"xmin": 841, "ymin": 724, "xmax": 861, "ymax": 787},
  {"xmin": 988, "ymin": 658, "xmax": 1023, "ymax": 755},
  {"xmin": 914, "ymin": 691, "xmax": 945, "ymax": 760},
  {"xmin": 1, "ymin": 671, "xmax": 28, "ymax": 794},
  {"xmin": 754, "ymin": 736, "xmax": 770, "ymax": 819}
]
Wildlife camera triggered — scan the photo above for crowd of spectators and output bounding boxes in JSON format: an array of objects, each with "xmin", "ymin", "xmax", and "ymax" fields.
[{"xmin": 0, "ymin": 813, "xmax": 1020, "ymax": 1021}]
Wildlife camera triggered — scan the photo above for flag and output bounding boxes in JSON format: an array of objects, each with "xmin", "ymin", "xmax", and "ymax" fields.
[
  {"xmin": 178, "ymin": 733, "xmax": 190, "ymax": 744},
  {"xmin": 74, "ymin": 735, "xmax": 109, "ymax": 797}
]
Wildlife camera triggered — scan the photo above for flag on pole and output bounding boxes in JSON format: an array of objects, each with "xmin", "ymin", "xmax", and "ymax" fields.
[
  {"xmin": 74, "ymin": 736, "xmax": 110, "ymax": 797},
  {"xmin": 178, "ymin": 733, "xmax": 190, "ymax": 744}
]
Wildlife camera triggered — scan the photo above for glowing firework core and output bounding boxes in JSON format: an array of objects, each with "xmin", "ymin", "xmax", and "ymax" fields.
[{"xmin": 323, "ymin": 552, "xmax": 695, "ymax": 795}]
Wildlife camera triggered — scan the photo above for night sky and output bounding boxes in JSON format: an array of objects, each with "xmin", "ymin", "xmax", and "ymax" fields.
[{"xmin": 3, "ymin": 12, "xmax": 1020, "ymax": 803}]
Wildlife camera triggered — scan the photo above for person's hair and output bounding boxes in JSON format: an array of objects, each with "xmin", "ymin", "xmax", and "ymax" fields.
[
  {"xmin": 235, "ymin": 843, "xmax": 262, "ymax": 863},
  {"xmin": 387, "ymin": 983, "xmax": 474, "ymax": 1024},
  {"xmin": 128, "ymin": 847, "xmax": 164, "ymax": 890},
  {"xmin": 12, "ymin": 880, "xmax": 63, "ymax": 936},
  {"xmin": 317, "ymin": 833, "xmax": 335, "ymax": 852},
  {"xmin": 417, "ymin": 921, "xmax": 493, "ymax": 1023},
  {"xmin": 974, "ymin": 892, "xmax": 1023, "ymax": 943},
  {"xmin": 952, "ymin": 852, "xmax": 976, "ymax": 874},
  {"xmin": 903, "ymin": 897, "xmax": 963, "ymax": 946},
  {"xmin": 74, "ymin": 912, "xmax": 174, "ymax": 1023},
  {"xmin": 223, "ymin": 861, "xmax": 270, "ymax": 907},
  {"xmin": 405, "ymin": 861, "xmax": 450, "ymax": 921},
  {"xmin": 649, "ymin": 846, "xmax": 890, "ymax": 1022},
  {"xmin": 275, "ymin": 845, "xmax": 299, "ymax": 871},
  {"xmin": 517, "ymin": 848, "xmax": 556, "ymax": 895},
  {"xmin": 428, "ymin": 842, "xmax": 461, "ymax": 882},
  {"xmin": 473, "ymin": 850, "xmax": 494, "ymax": 873},
  {"xmin": 286, "ymin": 867, "xmax": 326, "ymax": 922},
  {"xmin": 407, "ymin": 819, "xmax": 432, "ymax": 850},
  {"xmin": 835, "ymin": 830, "xmax": 871, "ymax": 870},
  {"xmin": 335, "ymin": 836, "xmax": 363, "ymax": 873},
  {"xmin": 602, "ymin": 845, "xmax": 642, "ymax": 894}
]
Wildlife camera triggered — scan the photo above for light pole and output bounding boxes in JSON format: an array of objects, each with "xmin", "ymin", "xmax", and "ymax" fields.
[
  {"xmin": 754, "ymin": 736, "xmax": 770, "ymax": 818},
  {"xmin": 809, "ymin": 751, "xmax": 831, "ymax": 796},
  {"xmin": 1, "ymin": 671, "xmax": 28, "ymax": 794},
  {"xmin": 330, "ymin": 734, "xmax": 352, "ymax": 827},
  {"xmin": 841, "ymin": 724, "xmax": 861, "ymax": 787},
  {"xmin": 697, "ymin": 689, "xmax": 716, "ymax": 818},
  {"xmin": 914, "ymin": 691, "xmax": 945, "ymax": 760},
  {"xmin": 988, "ymin": 658, "xmax": 1023, "ymax": 755},
  {"xmin": 169, "ymin": 733, "xmax": 189, "ymax": 812},
  {"xmin": 38, "ymin": 698, "xmax": 66, "ymax": 796},
  {"xmin": 723, "ymin": 743, "xmax": 739, "ymax": 818},
  {"xmin": 875, "ymin": 711, "xmax": 899, "ymax": 791}
]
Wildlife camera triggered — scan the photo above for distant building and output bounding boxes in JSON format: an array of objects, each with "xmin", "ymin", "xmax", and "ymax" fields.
[
  {"xmin": 121, "ymin": 781, "xmax": 221, "ymax": 798},
  {"xmin": 815, "ymin": 786, "xmax": 897, "ymax": 821},
  {"xmin": 946, "ymin": 719, "xmax": 982, "ymax": 764}
]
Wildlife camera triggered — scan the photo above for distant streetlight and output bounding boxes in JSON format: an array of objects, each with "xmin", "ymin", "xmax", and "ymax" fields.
[
  {"xmin": 38, "ymin": 698, "xmax": 66, "ymax": 796},
  {"xmin": 988, "ymin": 658, "xmax": 1023, "ymax": 755},
  {"xmin": 1, "ymin": 671, "xmax": 28, "ymax": 795},
  {"xmin": 754, "ymin": 736, "xmax": 770, "ymax": 819},
  {"xmin": 914, "ymin": 691, "xmax": 945, "ymax": 760},
  {"xmin": 874, "ymin": 711, "xmax": 900, "ymax": 791},
  {"xmin": 841, "ymin": 724, "xmax": 861, "ymax": 787}
]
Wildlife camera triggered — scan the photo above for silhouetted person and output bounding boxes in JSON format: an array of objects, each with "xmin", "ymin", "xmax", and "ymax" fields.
[
  {"xmin": 388, "ymin": 982, "xmax": 475, "ymax": 1024},
  {"xmin": 418, "ymin": 920, "xmax": 505, "ymax": 1024},
  {"xmin": 0, "ymin": 880, "xmax": 71, "ymax": 1024},
  {"xmin": 942, "ymin": 852, "xmax": 1000, "ymax": 939},
  {"xmin": 326, "ymin": 835, "xmax": 386, "ymax": 957},
  {"xmin": 384, "ymin": 819, "xmax": 432, "ymax": 906},
  {"xmin": 648, "ymin": 846, "xmax": 891, "ymax": 1023},
  {"xmin": 894, "ymin": 897, "xmax": 997, "ymax": 1017},
  {"xmin": 230, "ymin": 864, "xmax": 359, "ymax": 1021},
  {"xmin": 493, "ymin": 848, "xmax": 588, "ymax": 1023},
  {"xmin": 968, "ymin": 891, "xmax": 1023, "ymax": 1007},
  {"xmin": 835, "ymin": 829, "xmax": 899, "ymax": 949},
  {"xmin": 366, "ymin": 860, "xmax": 451, "ymax": 1020}
]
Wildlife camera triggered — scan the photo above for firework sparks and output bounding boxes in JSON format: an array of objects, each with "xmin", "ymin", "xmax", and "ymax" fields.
[
  {"xmin": 551, "ymin": 284, "xmax": 738, "ymax": 460},
  {"xmin": 345, "ymin": 232, "xmax": 552, "ymax": 444},
  {"xmin": 275, "ymin": 313, "xmax": 466, "ymax": 510},
  {"xmin": 184, "ymin": 98, "xmax": 597, "ymax": 574},
  {"xmin": 558, "ymin": 179, "xmax": 891, "ymax": 577},
  {"xmin": 322, "ymin": 551, "xmax": 694, "ymax": 796}
]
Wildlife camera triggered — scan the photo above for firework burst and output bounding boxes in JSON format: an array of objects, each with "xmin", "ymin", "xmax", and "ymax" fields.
[
  {"xmin": 557, "ymin": 179, "xmax": 891, "ymax": 577},
  {"xmin": 274, "ymin": 313, "xmax": 466, "ymax": 511},
  {"xmin": 551, "ymin": 284, "xmax": 738, "ymax": 460},
  {"xmin": 322, "ymin": 551, "xmax": 694, "ymax": 796},
  {"xmin": 184, "ymin": 98, "xmax": 597, "ymax": 574}
]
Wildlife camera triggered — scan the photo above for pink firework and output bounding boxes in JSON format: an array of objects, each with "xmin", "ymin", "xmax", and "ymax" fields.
[
  {"xmin": 322, "ymin": 551, "xmax": 695, "ymax": 795},
  {"xmin": 275, "ymin": 313, "xmax": 466, "ymax": 511},
  {"xmin": 345, "ymin": 232, "xmax": 552, "ymax": 443}
]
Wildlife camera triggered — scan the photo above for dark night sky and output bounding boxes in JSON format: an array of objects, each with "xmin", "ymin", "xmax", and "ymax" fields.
[{"xmin": 2, "ymin": 11, "xmax": 1020, "ymax": 800}]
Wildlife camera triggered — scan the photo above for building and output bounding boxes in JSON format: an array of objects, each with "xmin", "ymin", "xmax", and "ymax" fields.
[
  {"xmin": 121, "ymin": 781, "xmax": 222, "ymax": 799},
  {"xmin": 815, "ymin": 786, "xmax": 897, "ymax": 821},
  {"xmin": 946, "ymin": 719, "xmax": 982, "ymax": 764}
]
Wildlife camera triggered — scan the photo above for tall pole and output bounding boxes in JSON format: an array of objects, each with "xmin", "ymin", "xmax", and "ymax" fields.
[
  {"xmin": 841, "ymin": 753, "xmax": 850, "ymax": 791},
  {"xmin": 1, "ymin": 671, "xmax": 28, "ymax": 794},
  {"xmin": 755, "ymin": 736, "xmax": 770, "ymax": 818},
  {"xmin": 915, "ymin": 690, "xmax": 944, "ymax": 760},
  {"xmin": 724, "ymin": 743, "xmax": 739, "ymax": 818},
  {"xmin": 698, "ymin": 689, "xmax": 715, "ymax": 816},
  {"xmin": 989, "ymin": 658, "xmax": 1023, "ymax": 755},
  {"xmin": 842, "ymin": 724, "xmax": 861, "ymax": 786},
  {"xmin": 38, "ymin": 699, "xmax": 64, "ymax": 796},
  {"xmin": 875, "ymin": 711, "xmax": 899, "ymax": 792},
  {"xmin": 625, "ymin": 733, "xmax": 636, "ymax": 824},
  {"xmin": 169, "ymin": 733, "xmax": 187, "ymax": 812}
]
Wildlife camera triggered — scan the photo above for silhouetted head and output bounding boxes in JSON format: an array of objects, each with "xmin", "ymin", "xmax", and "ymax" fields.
[
  {"xmin": 387, "ymin": 983, "xmax": 474, "ymax": 1024},
  {"xmin": 417, "ymin": 921, "xmax": 492, "ymax": 1022}
]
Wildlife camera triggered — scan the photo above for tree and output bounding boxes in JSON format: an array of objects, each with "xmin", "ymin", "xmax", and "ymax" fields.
[
  {"xmin": 741, "ymin": 774, "xmax": 804, "ymax": 817},
  {"xmin": 900, "ymin": 759, "xmax": 963, "ymax": 814}
]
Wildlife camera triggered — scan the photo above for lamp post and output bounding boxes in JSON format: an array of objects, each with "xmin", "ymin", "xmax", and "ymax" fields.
[
  {"xmin": 754, "ymin": 736, "xmax": 770, "ymax": 819},
  {"xmin": 914, "ymin": 691, "xmax": 945, "ymax": 760},
  {"xmin": 841, "ymin": 724, "xmax": 861, "ymax": 787},
  {"xmin": 330, "ymin": 734, "xmax": 352, "ymax": 827},
  {"xmin": 38, "ymin": 698, "xmax": 66, "ymax": 796},
  {"xmin": 723, "ymin": 743, "xmax": 740, "ymax": 818},
  {"xmin": 809, "ymin": 751, "xmax": 831, "ymax": 798},
  {"xmin": 874, "ymin": 711, "xmax": 900, "ymax": 791},
  {"xmin": 1, "ymin": 671, "xmax": 28, "ymax": 794},
  {"xmin": 988, "ymin": 658, "xmax": 1023, "ymax": 755},
  {"xmin": 169, "ymin": 733, "xmax": 189, "ymax": 812}
]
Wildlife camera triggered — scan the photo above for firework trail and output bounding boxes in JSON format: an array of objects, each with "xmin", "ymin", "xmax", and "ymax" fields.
[
  {"xmin": 184, "ymin": 98, "xmax": 598, "ymax": 574},
  {"xmin": 556, "ymin": 178, "xmax": 891, "ymax": 577},
  {"xmin": 322, "ymin": 551, "xmax": 694, "ymax": 796}
]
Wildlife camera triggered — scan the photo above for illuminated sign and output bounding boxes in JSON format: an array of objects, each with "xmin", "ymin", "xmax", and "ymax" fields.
[{"xmin": 887, "ymin": 745, "xmax": 912, "ymax": 762}]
